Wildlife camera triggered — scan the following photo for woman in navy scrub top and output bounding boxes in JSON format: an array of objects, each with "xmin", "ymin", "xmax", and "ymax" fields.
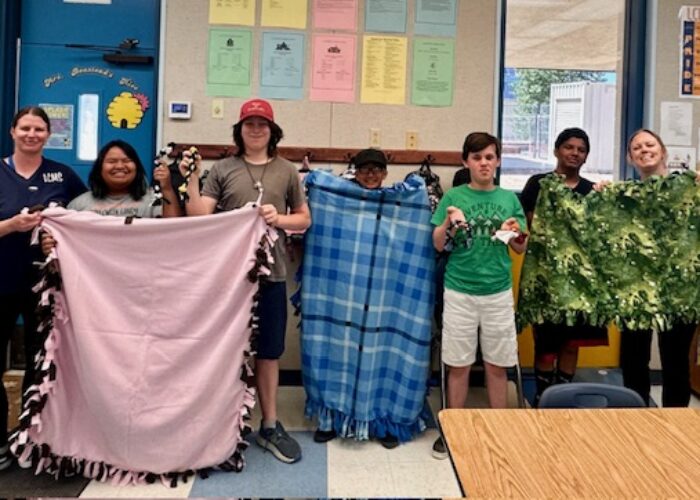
[{"xmin": 0, "ymin": 106, "xmax": 85, "ymax": 469}]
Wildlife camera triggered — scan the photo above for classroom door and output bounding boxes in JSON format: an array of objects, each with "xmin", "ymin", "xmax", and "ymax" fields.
[{"xmin": 17, "ymin": 0, "xmax": 159, "ymax": 182}]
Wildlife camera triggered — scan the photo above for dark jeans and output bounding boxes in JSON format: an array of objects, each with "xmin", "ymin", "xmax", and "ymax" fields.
[
  {"xmin": 620, "ymin": 323, "xmax": 696, "ymax": 407},
  {"xmin": 0, "ymin": 291, "xmax": 41, "ymax": 445}
]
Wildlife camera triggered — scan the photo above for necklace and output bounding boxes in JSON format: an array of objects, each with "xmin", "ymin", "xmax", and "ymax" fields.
[{"xmin": 243, "ymin": 156, "xmax": 271, "ymax": 194}]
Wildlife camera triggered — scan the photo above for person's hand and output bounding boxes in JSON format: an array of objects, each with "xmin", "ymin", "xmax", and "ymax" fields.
[
  {"xmin": 259, "ymin": 204, "xmax": 279, "ymax": 226},
  {"xmin": 593, "ymin": 180, "xmax": 612, "ymax": 192},
  {"xmin": 153, "ymin": 161, "xmax": 174, "ymax": 193},
  {"xmin": 41, "ymin": 231, "xmax": 56, "ymax": 256},
  {"xmin": 695, "ymin": 171, "xmax": 700, "ymax": 184},
  {"xmin": 178, "ymin": 149, "xmax": 200, "ymax": 177},
  {"xmin": 11, "ymin": 211, "xmax": 41, "ymax": 233},
  {"xmin": 500, "ymin": 217, "xmax": 520, "ymax": 232},
  {"xmin": 446, "ymin": 206, "xmax": 467, "ymax": 226}
]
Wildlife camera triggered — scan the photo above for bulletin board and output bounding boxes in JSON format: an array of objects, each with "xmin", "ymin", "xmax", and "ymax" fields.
[{"xmin": 161, "ymin": 0, "xmax": 499, "ymax": 169}]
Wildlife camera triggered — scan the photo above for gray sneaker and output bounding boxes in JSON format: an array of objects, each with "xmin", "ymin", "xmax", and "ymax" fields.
[
  {"xmin": 432, "ymin": 436, "xmax": 448, "ymax": 460},
  {"xmin": 256, "ymin": 421, "xmax": 302, "ymax": 464}
]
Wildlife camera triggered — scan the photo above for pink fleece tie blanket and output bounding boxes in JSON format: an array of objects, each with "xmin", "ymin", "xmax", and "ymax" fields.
[{"xmin": 9, "ymin": 206, "xmax": 273, "ymax": 485}]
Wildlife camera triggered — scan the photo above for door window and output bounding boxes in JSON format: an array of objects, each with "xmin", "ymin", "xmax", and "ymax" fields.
[{"xmin": 77, "ymin": 93, "xmax": 99, "ymax": 161}]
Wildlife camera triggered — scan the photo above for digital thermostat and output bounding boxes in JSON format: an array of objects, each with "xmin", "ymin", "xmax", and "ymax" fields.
[{"xmin": 168, "ymin": 101, "xmax": 191, "ymax": 119}]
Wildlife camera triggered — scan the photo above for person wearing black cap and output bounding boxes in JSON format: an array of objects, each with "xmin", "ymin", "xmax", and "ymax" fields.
[
  {"xmin": 352, "ymin": 148, "xmax": 388, "ymax": 189},
  {"xmin": 519, "ymin": 127, "xmax": 608, "ymax": 406},
  {"xmin": 178, "ymin": 98, "xmax": 310, "ymax": 464},
  {"xmin": 312, "ymin": 147, "xmax": 401, "ymax": 449}
]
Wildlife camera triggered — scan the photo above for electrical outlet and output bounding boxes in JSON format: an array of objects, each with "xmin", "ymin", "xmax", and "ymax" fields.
[
  {"xmin": 406, "ymin": 131, "xmax": 418, "ymax": 150},
  {"xmin": 212, "ymin": 99, "xmax": 224, "ymax": 119},
  {"xmin": 370, "ymin": 128, "xmax": 381, "ymax": 148}
]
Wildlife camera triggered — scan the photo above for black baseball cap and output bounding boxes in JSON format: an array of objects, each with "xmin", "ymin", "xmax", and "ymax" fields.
[{"xmin": 354, "ymin": 148, "xmax": 387, "ymax": 169}]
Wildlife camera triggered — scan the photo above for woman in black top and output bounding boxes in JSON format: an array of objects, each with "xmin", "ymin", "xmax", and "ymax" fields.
[
  {"xmin": 0, "ymin": 106, "xmax": 85, "ymax": 469},
  {"xmin": 617, "ymin": 129, "xmax": 698, "ymax": 407}
]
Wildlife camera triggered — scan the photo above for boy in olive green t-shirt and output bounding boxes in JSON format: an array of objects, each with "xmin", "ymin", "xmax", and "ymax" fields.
[{"xmin": 430, "ymin": 132, "xmax": 527, "ymax": 459}]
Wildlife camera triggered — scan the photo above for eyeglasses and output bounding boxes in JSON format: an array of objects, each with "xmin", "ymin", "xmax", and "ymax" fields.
[{"xmin": 356, "ymin": 165, "xmax": 386, "ymax": 175}]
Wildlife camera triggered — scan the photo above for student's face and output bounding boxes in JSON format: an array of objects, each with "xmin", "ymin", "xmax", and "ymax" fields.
[
  {"xmin": 11, "ymin": 114, "xmax": 50, "ymax": 155},
  {"xmin": 554, "ymin": 137, "xmax": 588, "ymax": 172},
  {"xmin": 464, "ymin": 144, "xmax": 500, "ymax": 187},
  {"xmin": 355, "ymin": 163, "xmax": 387, "ymax": 189},
  {"xmin": 101, "ymin": 146, "xmax": 137, "ymax": 194},
  {"xmin": 241, "ymin": 117, "xmax": 271, "ymax": 154},
  {"xmin": 628, "ymin": 131, "xmax": 666, "ymax": 176}
]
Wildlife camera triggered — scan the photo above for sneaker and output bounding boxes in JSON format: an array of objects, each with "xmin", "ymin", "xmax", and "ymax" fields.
[
  {"xmin": 313, "ymin": 428, "xmax": 337, "ymax": 443},
  {"xmin": 432, "ymin": 436, "xmax": 448, "ymax": 460},
  {"xmin": 379, "ymin": 434, "xmax": 399, "ymax": 449},
  {"xmin": 0, "ymin": 445, "xmax": 12, "ymax": 472},
  {"xmin": 256, "ymin": 421, "xmax": 302, "ymax": 464}
]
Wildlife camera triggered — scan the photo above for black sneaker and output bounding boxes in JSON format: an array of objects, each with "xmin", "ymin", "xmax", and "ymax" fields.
[
  {"xmin": 313, "ymin": 428, "xmax": 337, "ymax": 443},
  {"xmin": 379, "ymin": 434, "xmax": 399, "ymax": 449},
  {"xmin": 0, "ymin": 444, "xmax": 12, "ymax": 472},
  {"xmin": 256, "ymin": 421, "xmax": 302, "ymax": 464},
  {"xmin": 432, "ymin": 436, "xmax": 448, "ymax": 460}
]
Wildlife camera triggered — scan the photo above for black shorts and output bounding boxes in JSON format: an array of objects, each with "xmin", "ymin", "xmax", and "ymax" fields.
[
  {"xmin": 255, "ymin": 281, "xmax": 287, "ymax": 360},
  {"xmin": 534, "ymin": 320, "xmax": 608, "ymax": 355}
]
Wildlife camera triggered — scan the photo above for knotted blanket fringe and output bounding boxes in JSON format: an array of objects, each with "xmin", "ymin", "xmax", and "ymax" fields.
[{"xmin": 9, "ymin": 223, "xmax": 274, "ymax": 486}]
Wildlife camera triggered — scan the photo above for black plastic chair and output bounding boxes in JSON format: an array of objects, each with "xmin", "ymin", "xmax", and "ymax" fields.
[{"xmin": 538, "ymin": 382, "xmax": 646, "ymax": 408}]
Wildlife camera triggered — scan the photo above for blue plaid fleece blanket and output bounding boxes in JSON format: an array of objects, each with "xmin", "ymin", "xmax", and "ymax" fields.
[{"xmin": 301, "ymin": 170, "xmax": 435, "ymax": 442}]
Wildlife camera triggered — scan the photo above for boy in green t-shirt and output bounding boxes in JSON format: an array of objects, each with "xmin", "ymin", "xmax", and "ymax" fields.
[{"xmin": 430, "ymin": 132, "xmax": 527, "ymax": 459}]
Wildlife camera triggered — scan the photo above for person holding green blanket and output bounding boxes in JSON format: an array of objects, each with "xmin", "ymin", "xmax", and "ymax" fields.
[{"xmin": 616, "ymin": 129, "xmax": 698, "ymax": 407}]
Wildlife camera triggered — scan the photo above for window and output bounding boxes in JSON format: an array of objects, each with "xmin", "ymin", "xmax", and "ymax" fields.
[
  {"xmin": 77, "ymin": 93, "xmax": 99, "ymax": 161},
  {"xmin": 499, "ymin": 0, "xmax": 626, "ymax": 190}
]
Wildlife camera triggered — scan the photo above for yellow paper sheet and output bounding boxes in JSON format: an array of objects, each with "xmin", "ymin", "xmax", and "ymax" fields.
[
  {"xmin": 361, "ymin": 35, "xmax": 407, "ymax": 105},
  {"xmin": 209, "ymin": 0, "xmax": 255, "ymax": 25},
  {"xmin": 261, "ymin": 0, "xmax": 308, "ymax": 29}
]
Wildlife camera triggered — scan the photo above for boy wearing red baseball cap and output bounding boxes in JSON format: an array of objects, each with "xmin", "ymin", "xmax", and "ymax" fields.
[{"xmin": 180, "ymin": 98, "xmax": 310, "ymax": 464}]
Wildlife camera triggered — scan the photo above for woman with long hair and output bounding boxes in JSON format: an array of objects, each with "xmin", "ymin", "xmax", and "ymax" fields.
[
  {"xmin": 65, "ymin": 139, "xmax": 180, "ymax": 217},
  {"xmin": 41, "ymin": 140, "xmax": 180, "ymax": 258}
]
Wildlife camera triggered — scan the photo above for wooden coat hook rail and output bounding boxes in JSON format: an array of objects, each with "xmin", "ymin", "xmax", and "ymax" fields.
[{"xmin": 170, "ymin": 144, "xmax": 463, "ymax": 166}]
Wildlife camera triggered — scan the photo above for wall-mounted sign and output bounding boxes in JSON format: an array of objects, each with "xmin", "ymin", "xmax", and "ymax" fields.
[
  {"xmin": 44, "ymin": 74, "xmax": 64, "ymax": 88},
  {"xmin": 71, "ymin": 67, "xmax": 114, "ymax": 79},
  {"xmin": 680, "ymin": 6, "xmax": 700, "ymax": 97},
  {"xmin": 40, "ymin": 103, "xmax": 74, "ymax": 150}
]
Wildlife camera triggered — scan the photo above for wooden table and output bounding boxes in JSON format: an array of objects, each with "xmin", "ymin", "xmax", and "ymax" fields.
[{"xmin": 439, "ymin": 408, "xmax": 700, "ymax": 498}]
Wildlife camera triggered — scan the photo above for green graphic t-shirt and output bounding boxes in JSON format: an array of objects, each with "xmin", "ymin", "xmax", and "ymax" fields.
[{"xmin": 431, "ymin": 185, "xmax": 526, "ymax": 296}]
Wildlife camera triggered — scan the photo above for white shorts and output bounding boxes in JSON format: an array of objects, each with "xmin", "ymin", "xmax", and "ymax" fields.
[{"xmin": 441, "ymin": 288, "xmax": 518, "ymax": 368}]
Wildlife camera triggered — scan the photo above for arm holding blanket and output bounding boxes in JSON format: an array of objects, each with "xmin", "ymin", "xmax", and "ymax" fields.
[
  {"xmin": 259, "ymin": 202, "xmax": 310, "ymax": 231},
  {"xmin": 0, "ymin": 210, "xmax": 41, "ymax": 237},
  {"xmin": 432, "ymin": 206, "xmax": 467, "ymax": 252},
  {"xmin": 500, "ymin": 217, "xmax": 527, "ymax": 254},
  {"xmin": 179, "ymin": 152, "xmax": 218, "ymax": 216}
]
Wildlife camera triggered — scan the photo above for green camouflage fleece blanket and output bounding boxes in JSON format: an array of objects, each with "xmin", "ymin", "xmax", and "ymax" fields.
[{"xmin": 518, "ymin": 171, "xmax": 699, "ymax": 332}]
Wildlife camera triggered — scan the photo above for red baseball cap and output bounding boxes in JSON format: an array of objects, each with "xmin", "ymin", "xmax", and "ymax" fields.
[{"xmin": 238, "ymin": 98, "xmax": 275, "ymax": 123}]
